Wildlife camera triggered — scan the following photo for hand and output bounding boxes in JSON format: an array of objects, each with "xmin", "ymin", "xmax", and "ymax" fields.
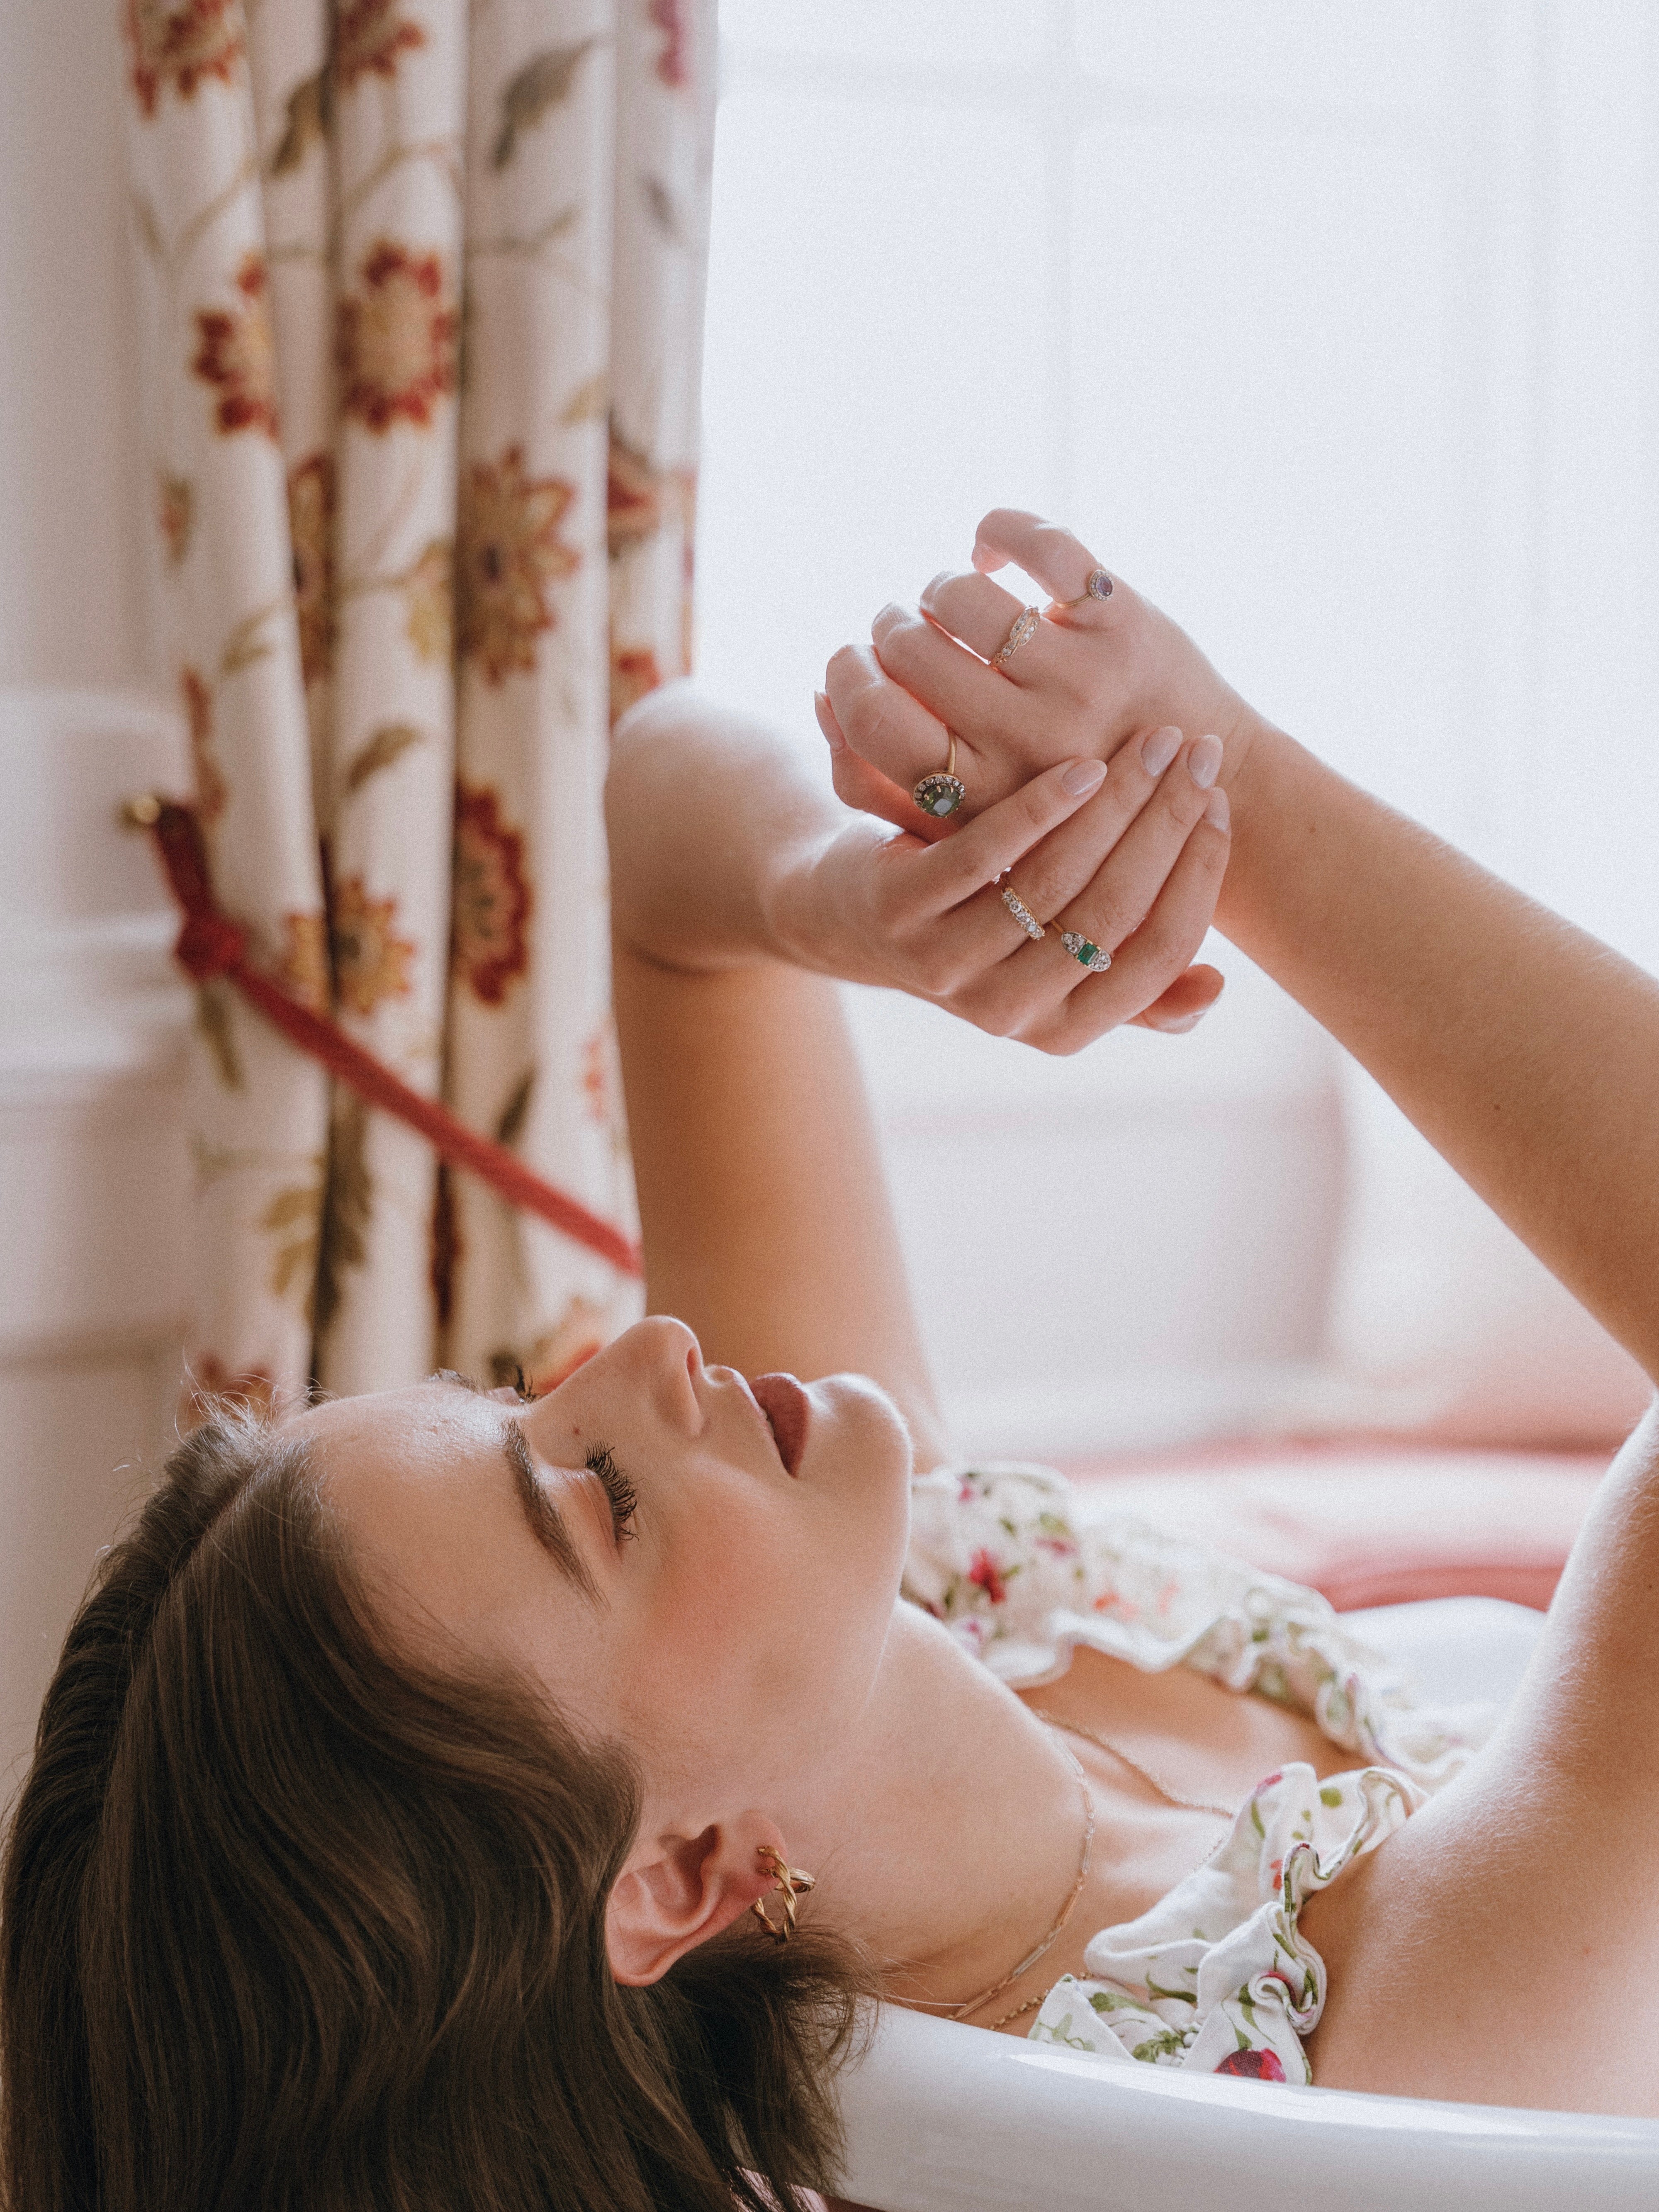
[
  {"xmin": 822, "ymin": 510, "xmax": 1267, "ymax": 827},
  {"xmin": 769, "ymin": 730, "xmax": 1231, "ymax": 1054}
]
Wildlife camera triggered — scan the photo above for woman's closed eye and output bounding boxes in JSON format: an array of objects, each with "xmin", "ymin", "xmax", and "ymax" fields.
[{"xmin": 586, "ymin": 1445, "xmax": 638, "ymax": 1543}]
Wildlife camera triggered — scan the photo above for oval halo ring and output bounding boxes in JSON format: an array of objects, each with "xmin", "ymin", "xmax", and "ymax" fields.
[{"xmin": 1051, "ymin": 565, "xmax": 1114, "ymax": 613}]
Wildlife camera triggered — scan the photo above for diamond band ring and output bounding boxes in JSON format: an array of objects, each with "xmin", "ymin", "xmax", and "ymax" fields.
[
  {"xmin": 1000, "ymin": 883, "xmax": 1112, "ymax": 969},
  {"xmin": 991, "ymin": 606, "xmax": 1041, "ymax": 669},
  {"xmin": 1000, "ymin": 884, "xmax": 1046, "ymax": 941},
  {"xmin": 913, "ymin": 730, "xmax": 967, "ymax": 818}
]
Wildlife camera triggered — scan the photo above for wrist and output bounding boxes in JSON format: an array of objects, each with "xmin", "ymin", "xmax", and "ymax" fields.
[
  {"xmin": 755, "ymin": 831, "xmax": 834, "ymax": 975},
  {"xmin": 1210, "ymin": 717, "xmax": 1315, "ymax": 939},
  {"xmin": 606, "ymin": 687, "xmax": 834, "ymax": 974}
]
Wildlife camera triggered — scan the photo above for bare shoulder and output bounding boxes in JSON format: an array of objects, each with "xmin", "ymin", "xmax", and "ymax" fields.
[{"xmin": 1301, "ymin": 1414, "xmax": 1659, "ymax": 2117}]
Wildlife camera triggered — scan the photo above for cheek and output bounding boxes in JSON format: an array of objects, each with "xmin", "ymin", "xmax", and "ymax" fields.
[{"xmin": 637, "ymin": 1401, "xmax": 912, "ymax": 1775}]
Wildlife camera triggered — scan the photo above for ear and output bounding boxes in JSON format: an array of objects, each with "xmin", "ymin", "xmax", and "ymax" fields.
[{"xmin": 605, "ymin": 1818, "xmax": 786, "ymax": 1987}]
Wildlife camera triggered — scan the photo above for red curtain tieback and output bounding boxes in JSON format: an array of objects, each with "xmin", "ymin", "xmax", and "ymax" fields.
[{"xmin": 126, "ymin": 795, "xmax": 642, "ymax": 1280}]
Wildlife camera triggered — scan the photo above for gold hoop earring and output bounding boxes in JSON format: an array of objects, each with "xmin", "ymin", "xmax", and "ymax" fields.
[{"xmin": 751, "ymin": 1845, "xmax": 815, "ymax": 1942}]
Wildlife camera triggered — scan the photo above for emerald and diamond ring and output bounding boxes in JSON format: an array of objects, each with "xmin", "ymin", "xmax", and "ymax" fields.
[{"xmin": 1061, "ymin": 931, "xmax": 1112, "ymax": 973}]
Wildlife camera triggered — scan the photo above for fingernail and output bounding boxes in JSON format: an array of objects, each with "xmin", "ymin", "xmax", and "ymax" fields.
[
  {"xmin": 1203, "ymin": 786, "xmax": 1229, "ymax": 830},
  {"xmin": 813, "ymin": 691, "xmax": 844, "ymax": 750},
  {"xmin": 1164, "ymin": 1010, "xmax": 1207, "ymax": 1033},
  {"xmin": 1061, "ymin": 757, "xmax": 1107, "ymax": 798},
  {"xmin": 1141, "ymin": 726, "xmax": 1181, "ymax": 776},
  {"xmin": 1188, "ymin": 734, "xmax": 1224, "ymax": 789}
]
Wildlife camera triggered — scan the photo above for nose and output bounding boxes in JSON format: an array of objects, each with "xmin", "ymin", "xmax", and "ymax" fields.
[
  {"xmin": 634, "ymin": 1314, "xmax": 704, "ymax": 1431},
  {"xmin": 555, "ymin": 1314, "xmax": 704, "ymax": 1437}
]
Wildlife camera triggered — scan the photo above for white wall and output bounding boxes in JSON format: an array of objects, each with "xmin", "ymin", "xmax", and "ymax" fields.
[
  {"xmin": 694, "ymin": 0, "xmax": 1659, "ymax": 1453},
  {"xmin": 0, "ymin": 0, "xmax": 179, "ymax": 1781},
  {"xmin": 0, "ymin": 0, "xmax": 151, "ymax": 690}
]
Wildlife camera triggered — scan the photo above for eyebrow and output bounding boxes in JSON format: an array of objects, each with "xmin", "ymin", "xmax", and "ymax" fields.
[{"xmin": 503, "ymin": 1418, "xmax": 599, "ymax": 1603}]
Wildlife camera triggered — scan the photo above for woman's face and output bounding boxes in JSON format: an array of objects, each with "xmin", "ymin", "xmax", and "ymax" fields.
[{"xmin": 297, "ymin": 1319, "xmax": 913, "ymax": 1829}]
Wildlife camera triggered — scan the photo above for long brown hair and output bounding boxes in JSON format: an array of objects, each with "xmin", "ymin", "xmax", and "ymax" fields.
[{"xmin": 1, "ymin": 1409, "xmax": 871, "ymax": 2210}]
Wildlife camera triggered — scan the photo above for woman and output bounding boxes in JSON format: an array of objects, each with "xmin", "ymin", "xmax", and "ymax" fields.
[{"xmin": 4, "ymin": 512, "xmax": 1657, "ymax": 2212}]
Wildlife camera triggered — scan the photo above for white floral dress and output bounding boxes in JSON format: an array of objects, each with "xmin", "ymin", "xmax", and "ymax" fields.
[{"xmin": 901, "ymin": 1465, "xmax": 1496, "ymax": 2085}]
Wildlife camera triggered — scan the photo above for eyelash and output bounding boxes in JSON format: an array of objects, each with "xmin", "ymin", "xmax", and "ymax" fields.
[{"xmin": 585, "ymin": 1444, "xmax": 637, "ymax": 1543}]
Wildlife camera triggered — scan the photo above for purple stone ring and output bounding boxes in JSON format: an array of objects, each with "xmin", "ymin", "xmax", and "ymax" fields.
[{"xmin": 1054, "ymin": 566, "xmax": 1114, "ymax": 610}]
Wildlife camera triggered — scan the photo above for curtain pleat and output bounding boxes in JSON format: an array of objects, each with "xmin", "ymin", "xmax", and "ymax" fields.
[{"xmin": 123, "ymin": 0, "xmax": 715, "ymax": 1411}]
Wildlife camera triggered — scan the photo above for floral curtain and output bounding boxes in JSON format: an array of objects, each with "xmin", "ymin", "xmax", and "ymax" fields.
[{"xmin": 123, "ymin": 0, "xmax": 714, "ymax": 1409}]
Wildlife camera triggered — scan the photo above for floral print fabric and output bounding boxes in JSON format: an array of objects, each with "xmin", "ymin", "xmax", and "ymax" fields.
[
  {"xmin": 902, "ymin": 1465, "xmax": 1496, "ymax": 2083},
  {"xmin": 1028, "ymin": 1763, "xmax": 1419, "ymax": 2082},
  {"xmin": 123, "ymin": 0, "xmax": 715, "ymax": 1410}
]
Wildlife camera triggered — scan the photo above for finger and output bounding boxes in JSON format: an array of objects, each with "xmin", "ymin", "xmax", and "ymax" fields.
[
  {"xmin": 904, "ymin": 754, "xmax": 1110, "ymax": 921},
  {"xmin": 916, "ymin": 566, "xmax": 1057, "ymax": 686},
  {"xmin": 824, "ymin": 640, "xmax": 977, "ymax": 805},
  {"xmin": 972, "ymin": 509, "xmax": 1107, "ymax": 607},
  {"xmin": 983, "ymin": 723, "xmax": 1184, "ymax": 930},
  {"xmin": 870, "ymin": 603, "xmax": 1048, "ymax": 757},
  {"xmin": 1051, "ymin": 734, "xmax": 1224, "ymax": 962},
  {"xmin": 815, "ymin": 691, "xmax": 949, "ymax": 843},
  {"xmin": 956, "ymin": 769, "xmax": 1227, "ymax": 1045},
  {"xmin": 1043, "ymin": 790, "xmax": 1231, "ymax": 1052},
  {"xmin": 900, "ymin": 727, "xmax": 1187, "ymax": 986},
  {"xmin": 1130, "ymin": 964, "xmax": 1225, "ymax": 1033}
]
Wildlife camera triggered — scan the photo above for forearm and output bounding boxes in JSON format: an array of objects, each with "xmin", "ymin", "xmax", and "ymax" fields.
[
  {"xmin": 606, "ymin": 686, "xmax": 833, "ymax": 971},
  {"xmin": 1221, "ymin": 725, "xmax": 1659, "ymax": 1378}
]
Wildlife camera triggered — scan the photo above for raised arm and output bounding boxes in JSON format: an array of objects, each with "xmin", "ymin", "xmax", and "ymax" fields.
[
  {"xmin": 1219, "ymin": 727, "xmax": 1659, "ymax": 1381},
  {"xmin": 825, "ymin": 511, "xmax": 1659, "ymax": 1383},
  {"xmin": 603, "ymin": 681, "xmax": 1231, "ymax": 1462}
]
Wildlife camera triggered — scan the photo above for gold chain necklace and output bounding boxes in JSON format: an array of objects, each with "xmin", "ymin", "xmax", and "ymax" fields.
[
  {"xmin": 1030, "ymin": 1710, "xmax": 1238, "ymax": 1821},
  {"xmin": 975, "ymin": 1714, "xmax": 1239, "ymax": 2033},
  {"xmin": 911, "ymin": 1737, "xmax": 1095, "ymax": 2022}
]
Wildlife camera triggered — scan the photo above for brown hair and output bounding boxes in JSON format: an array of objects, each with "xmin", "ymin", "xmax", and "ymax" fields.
[{"xmin": 1, "ymin": 1411, "xmax": 871, "ymax": 2211}]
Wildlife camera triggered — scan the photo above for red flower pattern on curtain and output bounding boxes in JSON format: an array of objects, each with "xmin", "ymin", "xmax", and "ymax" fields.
[{"xmin": 123, "ymin": 0, "xmax": 715, "ymax": 1407}]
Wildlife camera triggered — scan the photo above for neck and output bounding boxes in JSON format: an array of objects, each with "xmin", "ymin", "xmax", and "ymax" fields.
[{"xmin": 783, "ymin": 1602, "xmax": 1086, "ymax": 2010}]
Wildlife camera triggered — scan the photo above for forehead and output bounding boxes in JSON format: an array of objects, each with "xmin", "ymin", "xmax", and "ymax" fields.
[
  {"xmin": 290, "ymin": 1378, "xmax": 487, "ymax": 1467},
  {"xmin": 297, "ymin": 1382, "xmax": 523, "ymax": 1619},
  {"xmin": 294, "ymin": 1380, "xmax": 513, "ymax": 1575}
]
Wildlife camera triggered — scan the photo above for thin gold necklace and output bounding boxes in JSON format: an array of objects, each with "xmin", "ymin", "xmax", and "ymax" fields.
[
  {"xmin": 911, "ymin": 1737, "xmax": 1095, "ymax": 2022},
  {"xmin": 975, "ymin": 1714, "xmax": 1238, "ymax": 2033},
  {"xmin": 1031, "ymin": 1710, "xmax": 1238, "ymax": 1822}
]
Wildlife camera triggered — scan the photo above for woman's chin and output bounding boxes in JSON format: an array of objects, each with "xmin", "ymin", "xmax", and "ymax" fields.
[
  {"xmin": 799, "ymin": 1371, "xmax": 915, "ymax": 1574},
  {"xmin": 805, "ymin": 1372, "xmax": 915, "ymax": 1474}
]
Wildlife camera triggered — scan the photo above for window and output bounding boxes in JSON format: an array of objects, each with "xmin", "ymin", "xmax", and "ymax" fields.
[{"xmin": 695, "ymin": 4, "xmax": 1659, "ymax": 1454}]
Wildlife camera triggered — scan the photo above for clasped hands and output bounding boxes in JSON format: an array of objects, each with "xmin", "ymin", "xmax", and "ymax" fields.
[{"xmin": 790, "ymin": 509, "xmax": 1265, "ymax": 1054}]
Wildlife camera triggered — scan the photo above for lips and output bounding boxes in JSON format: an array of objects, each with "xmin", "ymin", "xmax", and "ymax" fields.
[{"xmin": 749, "ymin": 1372, "xmax": 809, "ymax": 1477}]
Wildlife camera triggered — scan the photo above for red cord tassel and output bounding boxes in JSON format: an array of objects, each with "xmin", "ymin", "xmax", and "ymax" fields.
[{"xmin": 136, "ymin": 798, "xmax": 642, "ymax": 1280}]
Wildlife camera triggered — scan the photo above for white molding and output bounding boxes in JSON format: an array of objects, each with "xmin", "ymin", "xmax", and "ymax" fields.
[{"xmin": 0, "ymin": 684, "xmax": 191, "ymax": 1102}]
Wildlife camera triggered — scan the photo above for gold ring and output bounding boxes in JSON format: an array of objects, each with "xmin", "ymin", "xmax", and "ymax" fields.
[
  {"xmin": 1060, "ymin": 930, "xmax": 1112, "ymax": 973},
  {"xmin": 1053, "ymin": 567, "xmax": 1113, "ymax": 610},
  {"xmin": 991, "ymin": 607, "xmax": 1041, "ymax": 669},
  {"xmin": 1000, "ymin": 883, "xmax": 1045, "ymax": 941},
  {"xmin": 913, "ymin": 730, "xmax": 967, "ymax": 818}
]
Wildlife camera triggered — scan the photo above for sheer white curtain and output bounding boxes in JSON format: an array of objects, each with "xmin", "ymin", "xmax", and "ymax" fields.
[{"xmin": 694, "ymin": 1, "xmax": 1659, "ymax": 1454}]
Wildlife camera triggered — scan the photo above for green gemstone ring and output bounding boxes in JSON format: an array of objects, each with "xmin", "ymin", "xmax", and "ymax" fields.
[
  {"xmin": 1061, "ymin": 931, "xmax": 1112, "ymax": 973},
  {"xmin": 913, "ymin": 772, "xmax": 966, "ymax": 818},
  {"xmin": 913, "ymin": 730, "xmax": 966, "ymax": 819}
]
